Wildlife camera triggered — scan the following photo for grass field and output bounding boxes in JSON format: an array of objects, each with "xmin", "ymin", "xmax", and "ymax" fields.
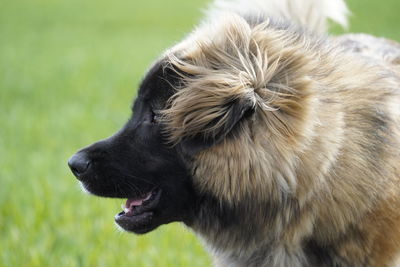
[{"xmin": 1, "ymin": 0, "xmax": 399, "ymax": 266}]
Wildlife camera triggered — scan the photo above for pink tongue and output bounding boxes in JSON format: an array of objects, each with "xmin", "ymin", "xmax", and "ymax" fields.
[
  {"xmin": 125, "ymin": 192, "xmax": 152, "ymax": 209},
  {"xmin": 125, "ymin": 199, "xmax": 143, "ymax": 208}
]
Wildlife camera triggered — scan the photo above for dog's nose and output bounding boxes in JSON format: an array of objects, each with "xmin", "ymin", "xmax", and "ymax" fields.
[{"xmin": 68, "ymin": 152, "xmax": 91, "ymax": 179}]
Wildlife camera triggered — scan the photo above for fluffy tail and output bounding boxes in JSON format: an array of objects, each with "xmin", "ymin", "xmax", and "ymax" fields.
[{"xmin": 205, "ymin": 0, "xmax": 349, "ymax": 33}]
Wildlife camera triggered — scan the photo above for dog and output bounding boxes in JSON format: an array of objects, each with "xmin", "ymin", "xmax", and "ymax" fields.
[{"xmin": 68, "ymin": 0, "xmax": 400, "ymax": 266}]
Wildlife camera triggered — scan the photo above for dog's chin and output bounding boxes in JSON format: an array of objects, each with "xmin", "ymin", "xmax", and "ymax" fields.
[
  {"xmin": 80, "ymin": 182, "xmax": 164, "ymax": 234},
  {"xmin": 114, "ymin": 212, "xmax": 158, "ymax": 234}
]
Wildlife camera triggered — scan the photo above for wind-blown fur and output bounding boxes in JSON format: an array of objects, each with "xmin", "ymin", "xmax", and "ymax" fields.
[{"xmin": 162, "ymin": 9, "xmax": 400, "ymax": 267}]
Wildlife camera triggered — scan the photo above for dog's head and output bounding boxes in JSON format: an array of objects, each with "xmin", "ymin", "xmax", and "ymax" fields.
[
  {"xmin": 68, "ymin": 61, "xmax": 199, "ymax": 234},
  {"xmin": 68, "ymin": 15, "xmax": 316, "ymax": 236}
]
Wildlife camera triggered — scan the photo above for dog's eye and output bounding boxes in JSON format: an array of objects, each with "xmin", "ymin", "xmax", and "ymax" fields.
[{"xmin": 151, "ymin": 110, "xmax": 162, "ymax": 124}]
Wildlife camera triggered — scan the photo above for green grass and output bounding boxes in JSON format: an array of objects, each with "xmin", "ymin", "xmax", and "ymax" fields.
[{"xmin": 0, "ymin": 0, "xmax": 399, "ymax": 266}]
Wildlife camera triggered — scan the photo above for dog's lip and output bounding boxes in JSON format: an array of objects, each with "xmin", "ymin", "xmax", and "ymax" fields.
[{"xmin": 114, "ymin": 189, "xmax": 161, "ymax": 231}]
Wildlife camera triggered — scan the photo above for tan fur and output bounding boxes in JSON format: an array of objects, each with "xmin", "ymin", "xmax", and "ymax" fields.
[{"xmin": 161, "ymin": 14, "xmax": 400, "ymax": 266}]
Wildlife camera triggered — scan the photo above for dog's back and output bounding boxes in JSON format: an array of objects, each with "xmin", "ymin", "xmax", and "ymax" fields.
[{"xmin": 336, "ymin": 34, "xmax": 400, "ymax": 71}]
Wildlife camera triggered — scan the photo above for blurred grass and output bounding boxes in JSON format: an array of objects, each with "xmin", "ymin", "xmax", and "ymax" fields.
[
  {"xmin": 332, "ymin": 0, "xmax": 400, "ymax": 40},
  {"xmin": 0, "ymin": 0, "xmax": 399, "ymax": 266}
]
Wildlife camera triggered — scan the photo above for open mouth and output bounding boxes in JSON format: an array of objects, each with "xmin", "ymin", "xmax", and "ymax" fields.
[{"xmin": 114, "ymin": 188, "xmax": 161, "ymax": 233}]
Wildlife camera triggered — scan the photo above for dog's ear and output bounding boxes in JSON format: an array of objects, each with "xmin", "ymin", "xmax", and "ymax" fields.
[
  {"xmin": 179, "ymin": 97, "xmax": 256, "ymax": 156},
  {"xmin": 162, "ymin": 15, "xmax": 259, "ymax": 156}
]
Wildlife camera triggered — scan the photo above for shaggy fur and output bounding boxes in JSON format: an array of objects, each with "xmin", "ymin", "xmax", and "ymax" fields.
[
  {"xmin": 162, "ymin": 13, "xmax": 400, "ymax": 267},
  {"xmin": 69, "ymin": 0, "xmax": 400, "ymax": 266}
]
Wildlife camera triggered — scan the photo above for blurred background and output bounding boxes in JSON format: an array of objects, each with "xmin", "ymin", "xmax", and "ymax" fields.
[{"xmin": 1, "ymin": 0, "xmax": 399, "ymax": 266}]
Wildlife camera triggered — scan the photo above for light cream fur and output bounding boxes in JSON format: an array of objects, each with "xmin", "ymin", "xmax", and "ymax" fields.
[{"xmin": 205, "ymin": 0, "xmax": 349, "ymax": 33}]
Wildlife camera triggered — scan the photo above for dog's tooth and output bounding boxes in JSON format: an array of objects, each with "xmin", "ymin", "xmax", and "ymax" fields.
[{"xmin": 121, "ymin": 204, "xmax": 130, "ymax": 213}]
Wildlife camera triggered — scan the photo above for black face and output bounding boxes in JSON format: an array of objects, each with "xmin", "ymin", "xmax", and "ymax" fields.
[{"xmin": 68, "ymin": 62, "xmax": 197, "ymax": 234}]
